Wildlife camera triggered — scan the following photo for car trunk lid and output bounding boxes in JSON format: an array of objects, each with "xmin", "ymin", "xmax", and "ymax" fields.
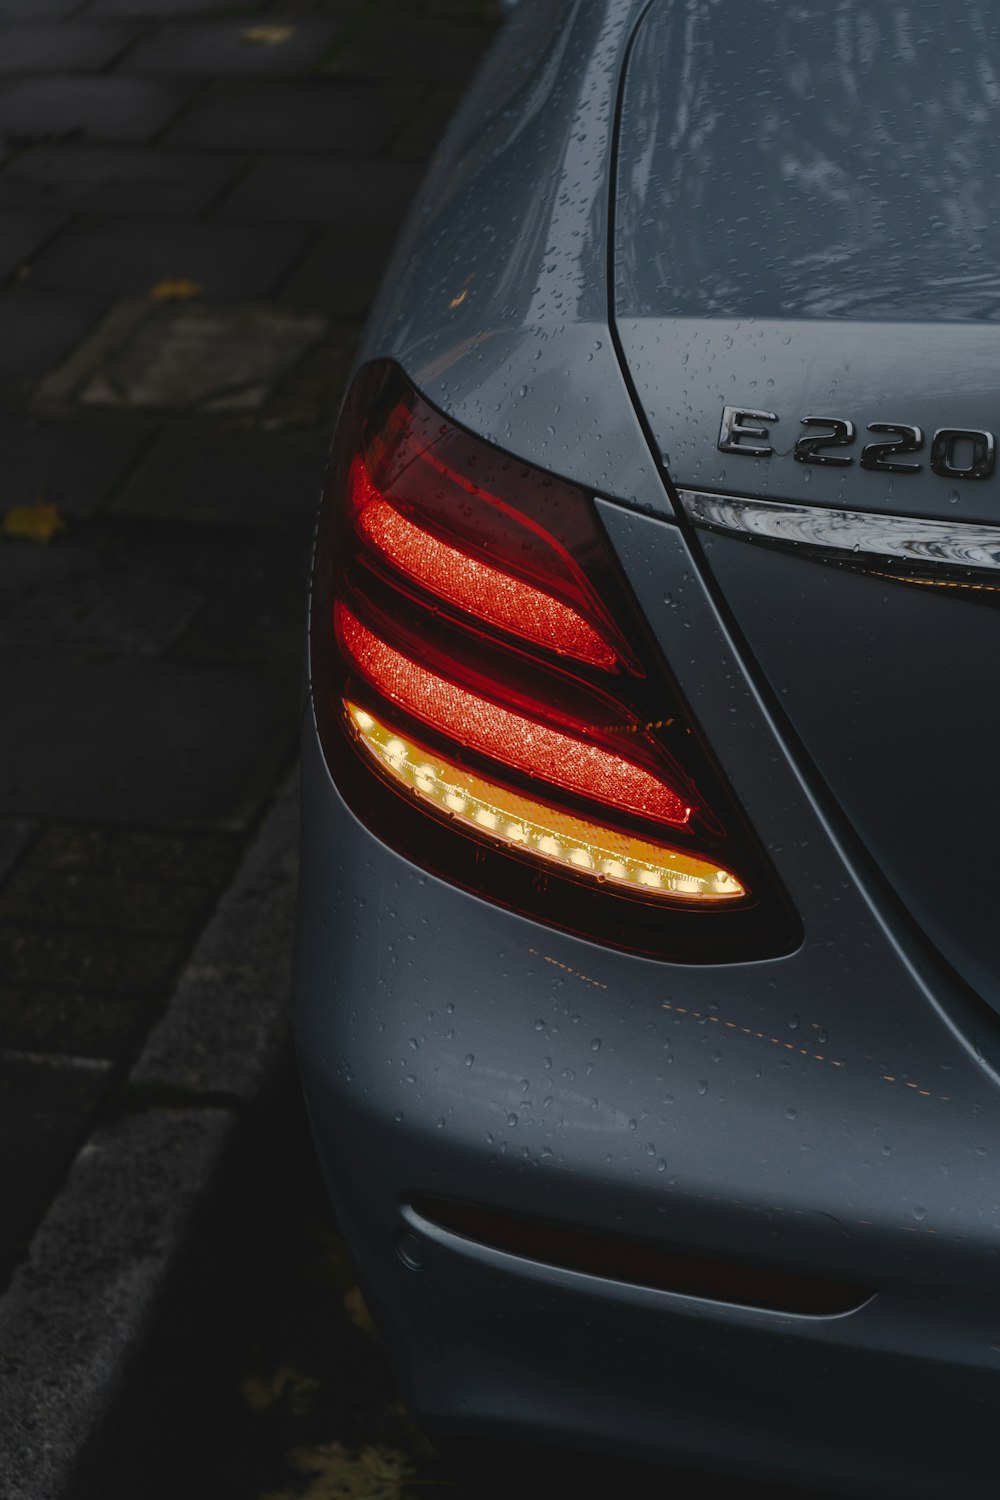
[{"xmin": 613, "ymin": 0, "xmax": 1000, "ymax": 1010}]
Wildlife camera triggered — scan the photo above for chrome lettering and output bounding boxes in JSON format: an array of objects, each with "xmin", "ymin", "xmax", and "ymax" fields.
[
  {"xmin": 718, "ymin": 406, "xmax": 777, "ymax": 457},
  {"xmin": 930, "ymin": 428, "xmax": 996, "ymax": 481},
  {"xmin": 721, "ymin": 406, "xmax": 999, "ymax": 481},
  {"xmin": 793, "ymin": 416, "xmax": 856, "ymax": 467},
  {"xmin": 859, "ymin": 424, "xmax": 924, "ymax": 474}
]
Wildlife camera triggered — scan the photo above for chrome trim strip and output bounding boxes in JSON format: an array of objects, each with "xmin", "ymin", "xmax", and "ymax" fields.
[{"xmin": 679, "ymin": 490, "xmax": 1000, "ymax": 584}]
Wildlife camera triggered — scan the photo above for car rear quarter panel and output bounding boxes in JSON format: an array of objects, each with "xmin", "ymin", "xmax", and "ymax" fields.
[
  {"xmin": 356, "ymin": 0, "xmax": 666, "ymax": 515},
  {"xmin": 297, "ymin": 1, "xmax": 1000, "ymax": 1487},
  {"xmin": 296, "ymin": 503, "xmax": 1000, "ymax": 1485}
]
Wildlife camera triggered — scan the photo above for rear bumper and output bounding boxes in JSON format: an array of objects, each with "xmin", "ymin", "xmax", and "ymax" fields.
[
  {"xmin": 342, "ymin": 1191, "xmax": 996, "ymax": 1498},
  {"xmin": 296, "ymin": 708, "xmax": 1000, "ymax": 1497}
]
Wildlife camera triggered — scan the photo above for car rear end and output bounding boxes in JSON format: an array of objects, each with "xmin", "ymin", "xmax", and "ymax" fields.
[{"xmin": 295, "ymin": 2, "xmax": 1000, "ymax": 1493}]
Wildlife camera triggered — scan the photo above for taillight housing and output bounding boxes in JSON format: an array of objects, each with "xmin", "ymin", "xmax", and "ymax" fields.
[{"xmin": 311, "ymin": 362, "xmax": 799, "ymax": 961}]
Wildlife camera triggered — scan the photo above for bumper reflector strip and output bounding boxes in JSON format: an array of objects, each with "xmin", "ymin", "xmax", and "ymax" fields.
[
  {"xmin": 411, "ymin": 1197, "xmax": 872, "ymax": 1318},
  {"xmin": 346, "ymin": 703, "xmax": 744, "ymax": 902}
]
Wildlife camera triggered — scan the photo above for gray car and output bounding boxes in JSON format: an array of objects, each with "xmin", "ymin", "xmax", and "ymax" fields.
[{"xmin": 295, "ymin": 3, "xmax": 1000, "ymax": 1493}]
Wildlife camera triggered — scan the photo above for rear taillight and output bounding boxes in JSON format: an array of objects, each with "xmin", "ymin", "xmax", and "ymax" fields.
[{"xmin": 311, "ymin": 362, "xmax": 798, "ymax": 960}]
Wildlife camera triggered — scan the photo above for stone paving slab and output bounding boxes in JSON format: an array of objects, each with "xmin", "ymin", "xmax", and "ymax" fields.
[
  {"xmin": 69, "ymin": 303, "xmax": 326, "ymax": 411},
  {"xmin": 0, "ymin": 289, "xmax": 105, "ymax": 385},
  {"xmin": 32, "ymin": 298, "xmax": 354, "ymax": 425},
  {"xmin": 0, "ymin": 655, "xmax": 300, "ymax": 826},
  {"xmin": 216, "ymin": 151, "xmax": 423, "ymax": 224},
  {"xmin": 324, "ymin": 13, "xmax": 488, "ymax": 83},
  {"xmin": 83, "ymin": 0, "xmax": 269, "ymax": 14},
  {"xmin": 0, "ymin": 143, "xmax": 246, "ymax": 216},
  {"xmin": 0, "ymin": 515, "xmax": 310, "ymax": 633},
  {"xmin": 0, "ymin": 407, "xmax": 152, "ymax": 517},
  {"xmin": 278, "ymin": 223, "xmax": 394, "ymax": 316},
  {"xmin": 0, "ymin": 923, "xmax": 185, "ymax": 994},
  {"xmin": 0, "ymin": 822, "xmax": 241, "ymax": 1058},
  {"xmin": 166, "ymin": 533, "xmax": 313, "ymax": 666},
  {"xmin": 0, "ymin": 22, "xmax": 138, "ymax": 72},
  {"xmin": 112, "ymin": 419, "xmax": 329, "ymax": 525},
  {"xmin": 0, "ymin": 74, "xmax": 195, "ymax": 144},
  {"xmin": 32, "ymin": 297, "xmax": 156, "ymax": 406},
  {"xmin": 0, "ymin": 984, "xmax": 153, "ymax": 1060},
  {"xmin": 0, "ymin": 0, "xmax": 81, "ymax": 16},
  {"xmin": 0, "ymin": 521, "xmax": 269, "ymax": 660},
  {"xmin": 0, "ymin": 865, "xmax": 218, "ymax": 935},
  {"xmin": 0, "ymin": 564, "xmax": 202, "ymax": 654},
  {"xmin": 259, "ymin": 324, "xmax": 357, "ymax": 426},
  {"xmin": 133, "ymin": 767, "xmax": 297, "ymax": 1100},
  {"xmin": 27, "ymin": 821, "xmax": 239, "ymax": 884},
  {"xmin": 164, "ymin": 76, "xmax": 399, "ymax": 153},
  {"xmin": 0, "ymin": 531, "xmax": 92, "ymax": 612},
  {"xmin": 391, "ymin": 79, "xmax": 465, "ymax": 160},
  {"xmin": 0, "ymin": 528, "xmax": 119, "ymax": 616},
  {"xmin": 118, "ymin": 16, "xmax": 343, "ymax": 73},
  {"xmin": 29, "ymin": 217, "xmax": 311, "ymax": 303},
  {"xmin": 21, "ymin": 519, "xmax": 309, "ymax": 668},
  {"xmin": 0, "ymin": 209, "xmax": 67, "ymax": 280},
  {"xmin": 0, "ymin": 820, "xmax": 34, "ymax": 883}
]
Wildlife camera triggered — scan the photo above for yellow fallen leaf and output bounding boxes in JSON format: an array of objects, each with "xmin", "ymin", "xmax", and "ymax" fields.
[
  {"xmin": 2, "ymin": 503, "xmax": 64, "ymax": 543},
  {"xmin": 287, "ymin": 1441, "xmax": 416, "ymax": 1500},
  {"xmin": 240, "ymin": 1363, "xmax": 319, "ymax": 1413},
  {"xmin": 149, "ymin": 277, "xmax": 202, "ymax": 303},
  {"xmin": 241, "ymin": 24, "xmax": 294, "ymax": 45},
  {"xmin": 343, "ymin": 1283, "xmax": 375, "ymax": 1335},
  {"xmin": 240, "ymin": 1373, "xmax": 276, "ymax": 1411}
]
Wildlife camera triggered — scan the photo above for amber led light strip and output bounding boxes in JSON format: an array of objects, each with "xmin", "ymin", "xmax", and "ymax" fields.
[{"xmin": 346, "ymin": 703, "xmax": 745, "ymax": 902}]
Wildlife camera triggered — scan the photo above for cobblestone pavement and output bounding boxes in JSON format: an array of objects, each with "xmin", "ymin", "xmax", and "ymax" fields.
[
  {"xmin": 0, "ymin": 12, "xmax": 857, "ymax": 1500},
  {"xmin": 0, "ymin": 0, "xmax": 497, "ymax": 1300}
]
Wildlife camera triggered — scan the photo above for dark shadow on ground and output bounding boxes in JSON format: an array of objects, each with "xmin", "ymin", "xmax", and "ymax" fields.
[{"xmin": 76, "ymin": 1060, "xmax": 851, "ymax": 1500}]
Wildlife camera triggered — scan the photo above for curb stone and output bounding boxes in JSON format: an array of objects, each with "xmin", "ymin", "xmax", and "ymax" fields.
[
  {"xmin": 0, "ymin": 767, "xmax": 300, "ymax": 1500},
  {"xmin": 133, "ymin": 765, "xmax": 300, "ymax": 1102}
]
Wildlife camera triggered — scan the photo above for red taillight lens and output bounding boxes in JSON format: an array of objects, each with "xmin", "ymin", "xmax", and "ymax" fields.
[
  {"xmin": 337, "ymin": 608, "xmax": 692, "ymax": 826},
  {"xmin": 351, "ymin": 460, "xmax": 618, "ymax": 669},
  {"xmin": 311, "ymin": 362, "xmax": 798, "ymax": 960}
]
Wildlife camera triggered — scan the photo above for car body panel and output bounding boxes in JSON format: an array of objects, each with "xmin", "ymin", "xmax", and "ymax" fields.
[
  {"xmin": 613, "ymin": 316, "xmax": 1000, "ymax": 520},
  {"xmin": 297, "ymin": 500, "xmax": 1000, "ymax": 1489},
  {"xmin": 297, "ymin": 711, "xmax": 1000, "ymax": 1495},
  {"xmin": 611, "ymin": 0, "xmax": 1000, "ymax": 1014},
  {"xmin": 299, "ymin": 505, "xmax": 1000, "ymax": 1274},
  {"xmin": 297, "ymin": 0, "xmax": 1000, "ymax": 1488},
  {"xmin": 357, "ymin": 0, "xmax": 667, "ymax": 514},
  {"xmin": 611, "ymin": 1, "xmax": 1000, "ymax": 516},
  {"xmin": 677, "ymin": 516, "xmax": 1000, "ymax": 1015},
  {"xmin": 616, "ymin": 2, "xmax": 1000, "ymax": 326},
  {"xmin": 614, "ymin": 0, "xmax": 1000, "ymax": 512}
]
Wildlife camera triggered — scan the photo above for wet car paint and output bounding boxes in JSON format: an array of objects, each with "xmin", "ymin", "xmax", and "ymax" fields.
[
  {"xmin": 297, "ymin": 2, "xmax": 1000, "ymax": 1492},
  {"xmin": 357, "ymin": 0, "xmax": 665, "ymax": 513}
]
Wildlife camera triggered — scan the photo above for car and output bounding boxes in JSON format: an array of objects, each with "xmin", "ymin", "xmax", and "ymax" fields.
[{"xmin": 294, "ymin": 2, "xmax": 1000, "ymax": 1494}]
